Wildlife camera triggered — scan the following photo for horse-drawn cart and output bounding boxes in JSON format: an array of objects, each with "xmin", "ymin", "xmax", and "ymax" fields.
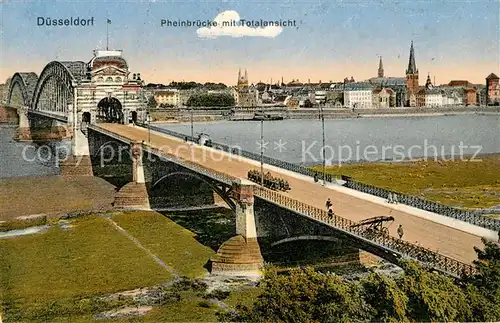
[
  {"xmin": 247, "ymin": 170, "xmax": 290, "ymax": 192},
  {"xmin": 350, "ymin": 216, "xmax": 395, "ymax": 236}
]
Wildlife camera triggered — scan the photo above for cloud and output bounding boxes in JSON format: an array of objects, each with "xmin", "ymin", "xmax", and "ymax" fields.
[{"xmin": 196, "ymin": 10, "xmax": 283, "ymax": 39}]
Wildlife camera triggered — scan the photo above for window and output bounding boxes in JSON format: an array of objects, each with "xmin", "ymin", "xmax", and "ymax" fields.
[
  {"xmin": 97, "ymin": 77, "xmax": 104, "ymax": 82},
  {"xmin": 106, "ymin": 77, "xmax": 113, "ymax": 82},
  {"xmin": 115, "ymin": 77, "xmax": 122, "ymax": 82}
]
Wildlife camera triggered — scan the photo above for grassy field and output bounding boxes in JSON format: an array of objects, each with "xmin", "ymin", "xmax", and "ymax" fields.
[
  {"xmin": 111, "ymin": 211, "xmax": 216, "ymax": 278},
  {"xmin": 313, "ymin": 155, "xmax": 500, "ymax": 209},
  {"xmin": 0, "ymin": 211, "xmax": 262, "ymax": 321},
  {"xmin": 0, "ymin": 215, "xmax": 173, "ymax": 321}
]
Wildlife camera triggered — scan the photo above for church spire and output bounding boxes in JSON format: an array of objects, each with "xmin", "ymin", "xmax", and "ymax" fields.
[
  {"xmin": 426, "ymin": 73, "xmax": 432, "ymax": 88},
  {"xmin": 378, "ymin": 56, "xmax": 384, "ymax": 78},
  {"xmin": 406, "ymin": 41, "xmax": 418, "ymax": 75}
]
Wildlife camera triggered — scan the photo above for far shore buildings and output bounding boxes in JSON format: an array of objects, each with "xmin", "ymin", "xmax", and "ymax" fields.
[
  {"xmin": 231, "ymin": 69, "xmax": 260, "ymax": 107},
  {"xmin": 486, "ymin": 73, "xmax": 500, "ymax": 105}
]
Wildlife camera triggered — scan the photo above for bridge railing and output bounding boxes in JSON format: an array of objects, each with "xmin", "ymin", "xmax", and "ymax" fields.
[
  {"xmin": 253, "ymin": 186, "xmax": 476, "ymax": 278},
  {"xmin": 138, "ymin": 123, "xmax": 499, "ymax": 231},
  {"xmin": 142, "ymin": 144, "xmax": 236, "ymax": 186},
  {"xmin": 341, "ymin": 176, "xmax": 500, "ymax": 231},
  {"xmin": 141, "ymin": 123, "xmax": 333, "ymax": 181}
]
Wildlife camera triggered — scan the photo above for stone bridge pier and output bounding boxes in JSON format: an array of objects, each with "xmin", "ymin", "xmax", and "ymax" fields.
[
  {"xmin": 211, "ymin": 180, "xmax": 264, "ymax": 278},
  {"xmin": 113, "ymin": 141, "xmax": 150, "ymax": 210},
  {"xmin": 60, "ymin": 104, "xmax": 93, "ymax": 176},
  {"xmin": 13, "ymin": 106, "xmax": 31, "ymax": 141}
]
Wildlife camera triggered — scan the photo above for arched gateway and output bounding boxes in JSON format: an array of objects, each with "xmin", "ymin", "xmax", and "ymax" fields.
[{"xmin": 97, "ymin": 97, "xmax": 124, "ymax": 123}]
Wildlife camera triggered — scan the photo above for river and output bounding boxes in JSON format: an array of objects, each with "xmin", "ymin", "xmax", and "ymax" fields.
[
  {"xmin": 157, "ymin": 114, "xmax": 500, "ymax": 165},
  {"xmin": 0, "ymin": 125, "xmax": 68, "ymax": 178},
  {"xmin": 0, "ymin": 115, "xmax": 498, "ymax": 177}
]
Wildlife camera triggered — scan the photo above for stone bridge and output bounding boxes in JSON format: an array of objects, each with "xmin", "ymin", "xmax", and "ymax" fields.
[{"xmin": 69, "ymin": 124, "xmax": 480, "ymax": 279}]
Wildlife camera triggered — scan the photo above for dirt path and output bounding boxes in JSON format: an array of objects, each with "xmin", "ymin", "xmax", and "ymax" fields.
[
  {"xmin": 105, "ymin": 217, "xmax": 179, "ymax": 278},
  {"xmin": 0, "ymin": 176, "xmax": 115, "ymax": 221}
]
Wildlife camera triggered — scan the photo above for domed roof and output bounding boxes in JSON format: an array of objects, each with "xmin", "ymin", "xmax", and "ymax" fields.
[
  {"xmin": 91, "ymin": 56, "xmax": 128, "ymax": 71},
  {"xmin": 88, "ymin": 50, "xmax": 128, "ymax": 71}
]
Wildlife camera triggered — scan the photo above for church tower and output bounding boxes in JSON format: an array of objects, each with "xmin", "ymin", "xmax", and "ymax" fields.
[
  {"xmin": 425, "ymin": 73, "xmax": 432, "ymax": 89},
  {"xmin": 237, "ymin": 68, "xmax": 249, "ymax": 88},
  {"xmin": 378, "ymin": 56, "xmax": 384, "ymax": 78},
  {"xmin": 406, "ymin": 41, "xmax": 419, "ymax": 106}
]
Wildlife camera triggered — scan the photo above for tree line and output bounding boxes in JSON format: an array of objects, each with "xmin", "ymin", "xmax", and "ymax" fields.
[{"xmin": 218, "ymin": 239, "xmax": 500, "ymax": 322}]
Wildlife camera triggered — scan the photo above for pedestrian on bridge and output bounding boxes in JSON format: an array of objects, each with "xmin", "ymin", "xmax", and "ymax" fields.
[
  {"xmin": 393, "ymin": 194, "xmax": 399, "ymax": 204},
  {"xmin": 328, "ymin": 208, "xmax": 333, "ymax": 219},
  {"xmin": 397, "ymin": 224, "xmax": 404, "ymax": 239},
  {"xmin": 314, "ymin": 173, "xmax": 319, "ymax": 183},
  {"xmin": 326, "ymin": 198, "xmax": 332, "ymax": 211},
  {"xmin": 387, "ymin": 192, "xmax": 394, "ymax": 203}
]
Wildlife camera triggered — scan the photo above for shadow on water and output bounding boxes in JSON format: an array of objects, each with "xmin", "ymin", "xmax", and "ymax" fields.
[
  {"xmin": 159, "ymin": 207, "xmax": 236, "ymax": 251},
  {"xmin": 159, "ymin": 207, "xmax": 364, "ymax": 274}
]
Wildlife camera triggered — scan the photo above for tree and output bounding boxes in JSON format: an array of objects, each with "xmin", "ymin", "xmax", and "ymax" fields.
[
  {"xmin": 466, "ymin": 239, "xmax": 500, "ymax": 321},
  {"xmin": 186, "ymin": 93, "xmax": 235, "ymax": 107},
  {"xmin": 218, "ymin": 267, "xmax": 371, "ymax": 322},
  {"xmin": 361, "ymin": 273, "xmax": 408, "ymax": 322},
  {"xmin": 220, "ymin": 240, "xmax": 500, "ymax": 323},
  {"xmin": 147, "ymin": 96, "xmax": 158, "ymax": 110},
  {"xmin": 397, "ymin": 260, "xmax": 471, "ymax": 322}
]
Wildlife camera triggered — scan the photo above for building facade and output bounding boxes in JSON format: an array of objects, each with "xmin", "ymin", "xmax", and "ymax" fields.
[
  {"xmin": 372, "ymin": 87, "xmax": 395, "ymax": 108},
  {"xmin": 486, "ymin": 73, "xmax": 500, "ymax": 105},
  {"xmin": 232, "ymin": 68, "xmax": 260, "ymax": 107},
  {"xmin": 154, "ymin": 89, "xmax": 181, "ymax": 106},
  {"xmin": 76, "ymin": 50, "xmax": 146, "ymax": 124},
  {"xmin": 344, "ymin": 83, "xmax": 373, "ymax": 109}
]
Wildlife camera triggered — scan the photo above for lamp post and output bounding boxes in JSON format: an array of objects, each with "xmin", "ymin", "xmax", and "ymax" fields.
[
  {"xmin": 260, "ymin": 119, "xmax": 264, "ymax": 186},
  {"xmin": 190, "ymin": 106, "xmax": 194, "ymax": 140},
  {"xmin": 320, "ymin": 101, "xmax": 326, "ymax": 186},
  {"xmin": 147, "ymin": 113, "xmax": 151, "ymax": 144}
]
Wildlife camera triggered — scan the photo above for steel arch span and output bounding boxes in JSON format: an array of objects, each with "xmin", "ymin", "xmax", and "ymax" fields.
[
  {"xmin": 31, "ymin": 61, "xmax": 76, "ymax": 115},
  {"xmin": 6, "ymin": 72, "xmax": 39, "ymax": 108}
]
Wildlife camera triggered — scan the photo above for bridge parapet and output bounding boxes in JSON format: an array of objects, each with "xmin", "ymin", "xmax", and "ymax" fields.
[{"xmin": 253, "ymin": 186, "xmax": 475, "ymax": 278}]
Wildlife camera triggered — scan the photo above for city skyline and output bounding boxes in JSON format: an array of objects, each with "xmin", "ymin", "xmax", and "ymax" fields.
[{"xmin": 1, "ymin": 0, "xmax": 499, "ymax": 85}]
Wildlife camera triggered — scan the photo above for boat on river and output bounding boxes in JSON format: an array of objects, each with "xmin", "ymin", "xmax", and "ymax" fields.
[{"xmin": 253, "ymin": 112, "xmax": 284, "ymax": 121}]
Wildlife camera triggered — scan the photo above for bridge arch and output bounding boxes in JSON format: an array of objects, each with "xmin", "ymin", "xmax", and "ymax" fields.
[
  {"xmin": 270, "ymin": 235, "xmax": 340, "ymax": 248},
  {"xmin": 97, "ymin": 97, "xmax": 124, "ymax": 123},
  {"xmin": 152, "ymin": 171, "xmax": 236, "ymax": 211},
  {"xmin": 6, "ymin": 72, "xmax": 38, "ymax": 108},
  {"xmin": 94, "ymin": 140, "xmax": 133, "ymax": 162},
  {"xmin": 31, "ymin": 61, "xmax": 75, "ymax": 114}
]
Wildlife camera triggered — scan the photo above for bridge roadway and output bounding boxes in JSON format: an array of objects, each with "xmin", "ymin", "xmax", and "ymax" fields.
[{"xmin": 98, "ymin": 123, "xmax": 482, "ymax": 264}]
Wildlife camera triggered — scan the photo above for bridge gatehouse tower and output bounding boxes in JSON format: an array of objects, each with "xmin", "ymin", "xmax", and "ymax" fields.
[{"xmin": 5, "ymin": 49, "xmax": 147, "ymax": 160}]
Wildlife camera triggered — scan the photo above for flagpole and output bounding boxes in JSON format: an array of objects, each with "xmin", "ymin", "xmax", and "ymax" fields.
[{"xmin": 106, "ymin": 19, "xmax": 109, "ymax": 50}]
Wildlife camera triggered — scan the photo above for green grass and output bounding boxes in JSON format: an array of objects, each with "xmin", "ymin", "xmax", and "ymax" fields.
[
  {"xmin": 313, "ymin": 155, "xmax": 500, "ymax": 209},
  {"xmin": 224, "ymin": 287, "xmax": 262, "ymax": 309},
  {"xmin": 111, "ymin": 211, "xmax": 216, "ymax": 278},
  {"xmin": 143, "ymin": 299, "xmax": 219, "ymax": 322},
  {"xmin": 0, "ymin": 211, "xmax": 263, "ymax": 322},
  {"xmin": 0, "ymin": 215, "xmax": 172, "ymax": 321}
]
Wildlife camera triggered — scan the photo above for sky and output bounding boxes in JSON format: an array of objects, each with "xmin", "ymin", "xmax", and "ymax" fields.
[{"xmin": 0, "ymin": 0, "xmax": 499, "ymax": 85}]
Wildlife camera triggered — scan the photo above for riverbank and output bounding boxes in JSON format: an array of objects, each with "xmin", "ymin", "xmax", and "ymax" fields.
[
  {"xmin": 150, "ymin": 106, "xmax": 500, "ymax": 122},
  {"xmin": 0, "ymin": 176, "xmax": 116, "ymax": 221},
  {"xmin": 312, "ymin": 154, "xmax": 500, "ymax": 210}
]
